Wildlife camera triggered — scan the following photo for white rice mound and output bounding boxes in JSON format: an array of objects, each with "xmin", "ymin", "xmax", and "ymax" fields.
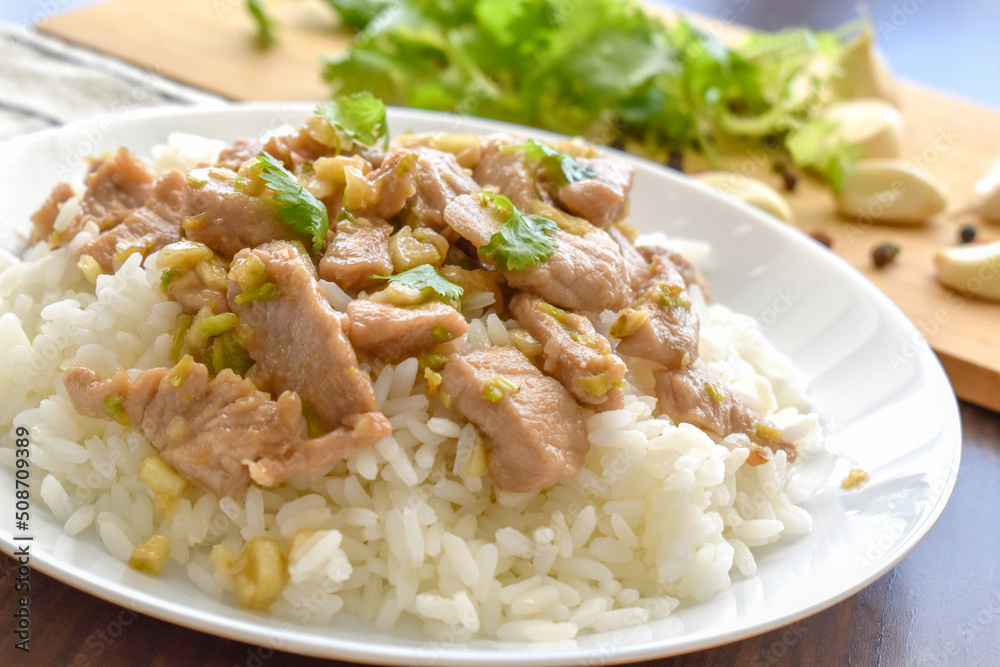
[{"xmin": 0, "ymin": 139, "xmax": 822, "ymax": 643}]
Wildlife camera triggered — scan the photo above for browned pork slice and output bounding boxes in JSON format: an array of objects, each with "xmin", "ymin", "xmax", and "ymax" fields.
[
  {"xmin": 509, "ymin": 293, "xmax": 625, "ymax": 410},
  {"xmin": 29, "ymin": 181, "xmax": 75, "ymax": 245},
  {"xmin": 81, "ymin": 170, "xmax": 186, "ymax": 272},
  {"xmin": 45, "ymin": 148, "xmax": 157, "ymax": 247},
  {"xmin": 262, "ymin": 130, "xmax": 333, "ymax": 167},
  {"xmin": 654, "ymin": 366, "xmax": 796, "ymax": 464},
  {"xmin": 440, "ymin": 346, "xmax": 588, "ymax": 492},
  {"xmin": 553, "ymin": 157, "xmax": 633, "ymax": 226},
  {"xmin": 183, "ymin": 166, "xmax": 303, "ymax": 258},
  {"xmin": 318, "ymin": 217, "xmax": 393, "ymax": 291},
  {"xmin": 612, "ymin": 254, "xmax": 699, "ymax": 369},
  {"xmin": 638, "ymin": 245, "xmax": 710, "ymax": 300},
  {"xmin": 228, "ymin": 241, "xmax": 389, "ymax": 438},
  {"xmin": 607, "ymin": 225, "xmax": 653, "ymax": 291},
  {"xmin": 216, "ymin": 138, "xmax": 264, "ymax": 170},
  {"xmin": 64, "ymin": 363, "xmax": 386, "ymax": 497},
  {"xmin": 473, "ymin": 134, "xmax": 540, "ymax": 209},
  {"xmin": 346, "ymin": 148, "xmax": 419, "ymax": 221},
  {"xmin": 402, "ymin": 147, "xmax": 480, "ymax": 230},
  {"xmin": 347, "ymin": 299, "xmax": 469, "ymax": 359},
  {"xmin": 443, "ymin": 194, "xmax": 630, "ymax": 312}
]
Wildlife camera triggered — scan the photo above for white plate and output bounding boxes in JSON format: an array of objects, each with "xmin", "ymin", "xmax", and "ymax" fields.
[{"xmin": 0, "ymin": 104, "xmax": 961, "ymax": 664}]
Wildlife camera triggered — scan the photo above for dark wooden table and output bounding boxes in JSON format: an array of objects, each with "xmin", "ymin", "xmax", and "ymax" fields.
[{"xmin": 2, "ymin": 400, "xmax": 997, "ymax": 666}]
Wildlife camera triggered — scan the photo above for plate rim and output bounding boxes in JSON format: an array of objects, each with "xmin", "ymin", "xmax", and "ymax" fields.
[{"xmin": 0, "ymin": 102, "xmax": 963, "ymax": 665}]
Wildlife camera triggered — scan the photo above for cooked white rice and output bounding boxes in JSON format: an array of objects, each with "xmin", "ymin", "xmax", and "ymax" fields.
[{"xmin": 0, "ymin": 135, "xmax": 822, "ymax": 642}]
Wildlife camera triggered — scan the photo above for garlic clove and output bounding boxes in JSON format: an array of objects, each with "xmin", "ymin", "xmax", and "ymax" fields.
[
  {"xmin": 823, "ymin": 99, "xmax": 904, "ymax": 159},
  {"xmin": 965, "ymin": 156, "xmax": 1000, "ymax": 223},
  {"xmin": 934, "ymin": 241, "xmax": 1000, "ymax": 301},
  {"xmin": 693, "ymin": 171, "xmax": 794, "ymax": 223},
  {"xmin": 830, "ymin": 27, "xmax": 900, "ymax": 106},
  {"xmin": 836, "ymin": 158, "xmax": 947, "ymax": 225}
]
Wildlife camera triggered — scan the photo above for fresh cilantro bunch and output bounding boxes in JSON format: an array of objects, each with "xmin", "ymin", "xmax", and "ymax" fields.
[
  {"xmin": 478, "ymin": 191, "xmax": 559, "ymax": 272},
  {"xmin": 249, "ymin": 0, "xmax": 873, "ymax": 189}
]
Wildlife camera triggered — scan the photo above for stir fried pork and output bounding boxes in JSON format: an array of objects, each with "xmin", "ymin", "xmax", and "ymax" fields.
[
  {"xmin": 607, "ymin": 225, "xmax": 653, "ymax": 291},
  {"xmin": 81, "ymin": 170, "xmax": 185, "ymax": 272},
  {"xmin": 509, "ymin": 293, "xmax": 625, "ymax": 410},
  {"xmin": 654, "ymin": 366, "xmax": 796, "ymax": 463},
  {"xmin": 403, "ymin": 147, "xmax": 480, "ymax": 230},
  {"xmin": 345, "ymin": 148, "xmax": 419, "ymax": 220},
  {"xmin": 473, "ymin": 134, "xmax": 540, "ymax": 209},
  {"xmin": 227, "ymin": 241, "xmax": 389, "ymax": 439},
  {"xmin": 217, "ymin": 138, "xmax": 264, "ymax": 170},
  {"xmin": 638, "ymin": 245, "xmax": 710, "ymax": 299},
  {"xmin": 318, "ymin": 217, "xmax": 393, "ymax": 291},
  {"xmin": 553, "ymin": 157, "xmax": 633, "ymax": 226},
  {"xmin": 441, "ymin": 346, "xmax": 588, "ymax": 492},
  {"xmin": 63, "ymin": 363, "xmax": 383, "ymax": 497},
  {"xmin": 443, "ymin": 194, "xmax": 630, "ymax": 312},
  {"xmin": 347, "ymin": 299, "xmax": 468, "ymax": 359},
  {"xmin": 29, "ymin": 181, "xmax": 75, "ymax": 245},
  {"xmin": 612, "ymin": 253, "xmax": 699, "ymax": 369},
  {"xmin": 183, "ymin": 167, "xmax": 304, "ymax": 258}
]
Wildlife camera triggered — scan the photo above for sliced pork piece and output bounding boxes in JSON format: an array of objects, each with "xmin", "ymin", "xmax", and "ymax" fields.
[
  {"xmin": 442, "ymin": 194, "xmax": 630, "ymax": 312},
  {"xmin": 402, "ymin": 147, "xmax": 480, "ymax": 230},
  {"xmin": 509, "ymin": 293, "xmax": 625, "ymax": 410},
  {"xmin": 345, "ymin": 148, "xmax": 419, "ymax": 221},
  {"xmin": 440, "ymin": 346, "xmax": 588, "ymax": 492},
  {"xmin": 638, "ymin": 245, "xmax": 710, "ymax": 300},
  {"xmin": 612, "ymin": 255, "xmax": 699, "ymax": 369},
  {"xmin": 473, "ymin": 134, "xmax": 540, "ymax": 209},
  {"xmin": 262, "ymin": 130, "xmax": 333, "ymax": 168},
  {"xmin": 553, "ymin": 157, "xmax": 633, "ymax": 226},
  {"xmin": 318, "ymin": 217, "xmax": 393, "ymax": 291},
  {"xmin": 29, "ymin": 181, "xmax": 75, "ymax": 245},
  {"xmin": 64, "ymin": 363, "xmax": 386, "ymax": 497},
  {"xmin": 347, "ymin": 299, "xmax": 468, "ymax": 359},
  {"xmin": 48, "ymin": 148, "xmax": 157, "ymax": 246},
  {"xmin": 183, "ymin": 166, "xmax": 304, "ymax": 258},
  {"xmin": 228, "ymin": 241, "xmax": 388, "ymax": 436},
  {"xmin": 654, "ymin": 366, "xmax": 796, "ymax": 463},
  {"xmin": 81, "ymin": 170, "xmax": 185, "ymax": 272},
  {"xmin": 608, "ymin": 225, "xmax": 653, "ymax": 291},
  {"xmin": 217, "ymin": 138, "xmax": 264, "ymax": 170}
]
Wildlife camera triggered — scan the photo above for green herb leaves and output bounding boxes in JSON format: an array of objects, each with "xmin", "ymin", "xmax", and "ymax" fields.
[
  {"xmin": 376, "ymin": 264, "xmax": 464, "ymax": 307},
  {"xmin": 477, "ymin": 192, "xmax": 559, "ymax": 272},
  {"xmin": 315, "ymin": 92, "xmax": 389, "ymax": 149},
  {"xmin": 506, "ymin": 139, "xmax": 597, "ymax": 186},
  {"xmin": 255, "ymin": 152, "xmax": 329, "ymax": 253}
]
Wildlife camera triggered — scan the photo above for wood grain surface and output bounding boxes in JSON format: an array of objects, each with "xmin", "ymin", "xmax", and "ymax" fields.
[
  {"xmin": 36, "ymin": 0, "xmax": 1000, "ymax": 412},
  {"xmin": 3, "ymin": 400, "xmax": 995, "ymax": 666}
]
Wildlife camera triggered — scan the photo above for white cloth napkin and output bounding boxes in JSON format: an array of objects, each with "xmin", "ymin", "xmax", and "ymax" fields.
[{"xmin": 0, "ymin": 21, "xmax": 223, "ymax": 141}]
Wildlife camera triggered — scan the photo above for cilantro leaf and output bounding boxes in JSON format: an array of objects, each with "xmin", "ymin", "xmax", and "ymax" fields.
[
  {"xmin": 246, "ymin": 0, "xmax": 276, "ymax": 48},
  {"xmin": 318, "ymin": 0, "xmax": 395, "ymax": 31},
  {"xmin": 255, "ymin": 152, "xmax": 329, "ymax": 253},
  {"xmin": 506, "ymin": 139, "xmax": 598, "ymax": 186},
  {"xmin": 477, "ymin": 192, "xmax": 559, "ymax": 272},
  {"xmin": 374, "ymin": 264, "xmax": 464, "ymax": 307},
  {"xmin": 315, "ymin": 92, "xmax": 389, "ymax": 149},
  {"xmin": 786, "ymin": 119, "xmax": 863, "ymax": 194}
]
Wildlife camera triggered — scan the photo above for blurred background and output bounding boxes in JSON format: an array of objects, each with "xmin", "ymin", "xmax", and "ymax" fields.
[{"xmin": 3, "ymin": 0, "xmax": 999, "ymax": 107}]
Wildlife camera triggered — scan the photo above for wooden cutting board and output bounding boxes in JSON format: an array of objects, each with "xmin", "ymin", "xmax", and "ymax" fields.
[{"xmin": 38, "ymin": 0, "xmax": 1000, "ymax": 412}]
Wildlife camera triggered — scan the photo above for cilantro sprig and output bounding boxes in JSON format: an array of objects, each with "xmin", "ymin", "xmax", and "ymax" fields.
[
  {"xmin": 477, "ymin": 192, "xmax": 559, "ymax": 272},
  {"xmin": 375, "ymin": 264, "xmax": 464, "ymax": 308},
  {"xmin": 255, "ymin": 152, "xmax": 329, "ymax": 253},
  {"xmin": 505, "ymin": 139, "xmax": 598, "ymax": 186},
  {"xmin": 315, "ymin": 92, "xmax": 389, "ymax": 150}
]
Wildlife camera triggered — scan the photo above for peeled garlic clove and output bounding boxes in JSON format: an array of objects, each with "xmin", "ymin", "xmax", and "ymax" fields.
[
  {"xmin": 823, "ymin": 99, "xmax": 904, "ymax": 159},
  {"xmin": 830, "ymin": 27, "xmax": 900, "ymax": 106},
  {"xmin": 965, "ymin": 156, "xmax": 1000, "ymax": 223},
  {"xmin": 837, "ymin": 158, "xmax": 947, "ymax": 225},
  {"xmin": 934, "ymin": 241, "xmax": 1000, "ymax": 301},
  {"xmin": 693, "ymin": 171, "xmax": 794, "ymax": 224}
]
